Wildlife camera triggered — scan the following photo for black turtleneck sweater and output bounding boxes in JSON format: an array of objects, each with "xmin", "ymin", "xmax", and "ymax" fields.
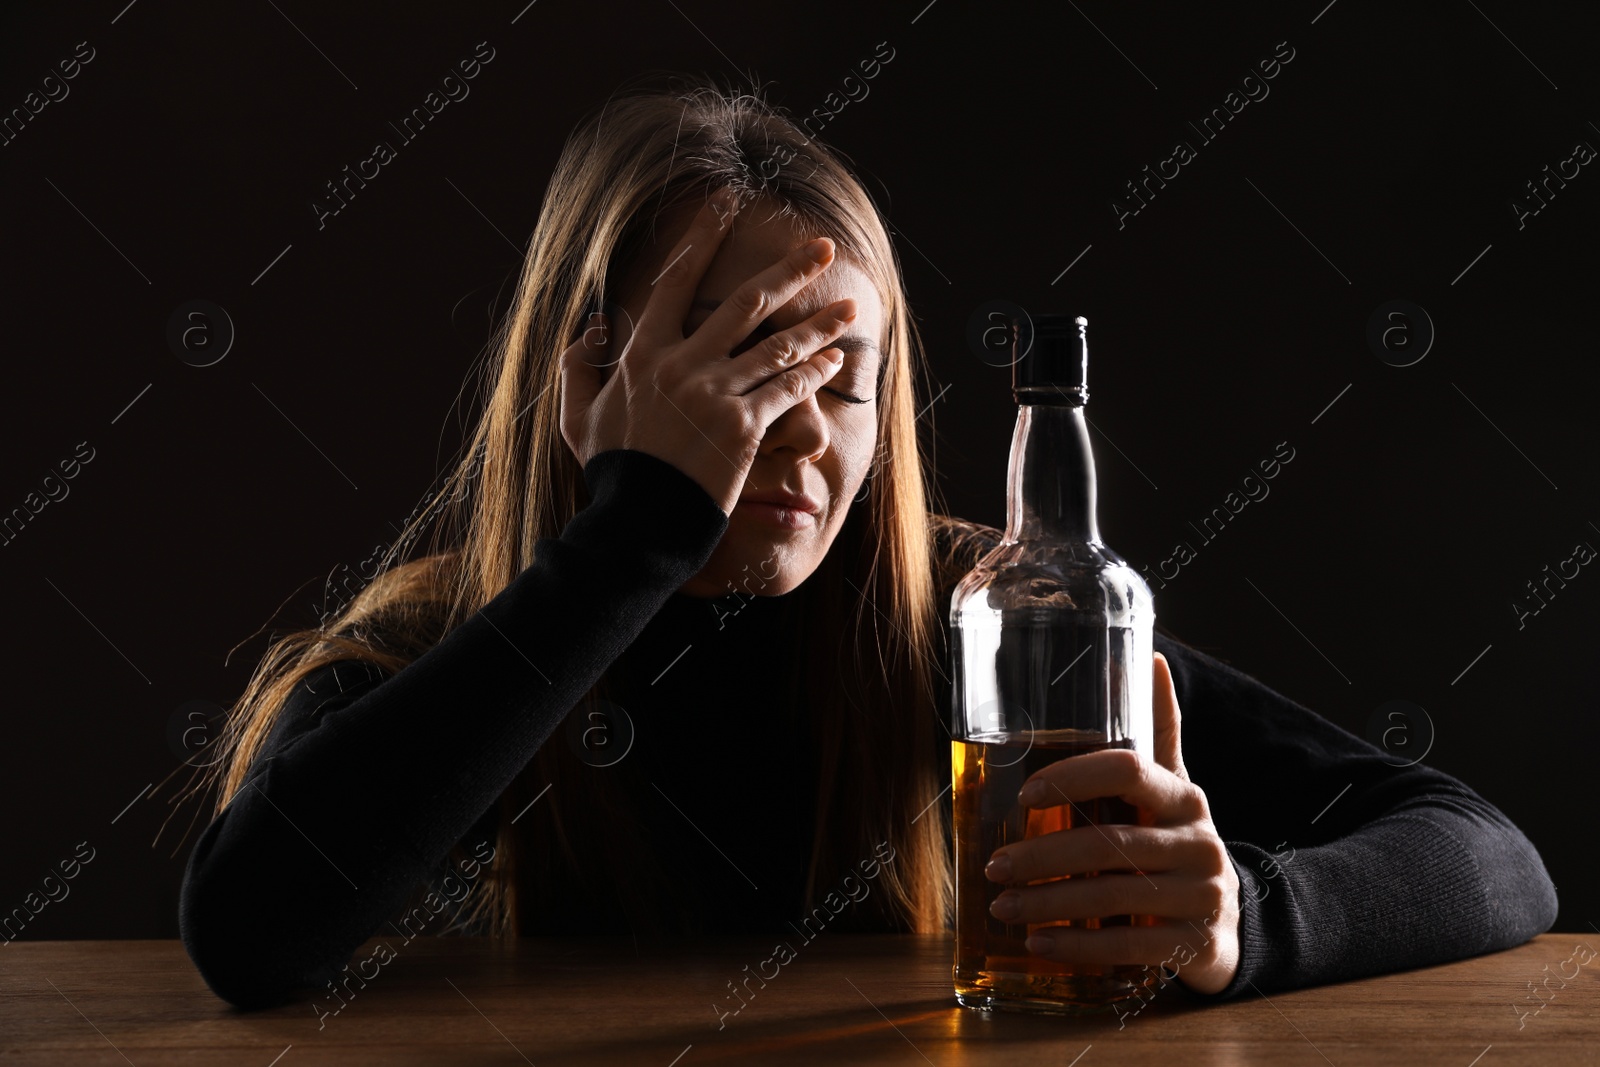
[{"xmin": 178, "ymin": 448, "xmax": 1559, "ymax": 1010}]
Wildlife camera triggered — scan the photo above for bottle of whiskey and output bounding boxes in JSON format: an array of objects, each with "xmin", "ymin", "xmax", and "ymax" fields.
[{"xmin": 949, "ymin": 312, "xmax": 1158, "ymax": 1013}]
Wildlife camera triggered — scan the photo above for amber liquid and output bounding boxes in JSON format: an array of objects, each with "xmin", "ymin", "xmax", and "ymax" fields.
[{"xmin": 953, "ymin": 730, "xmax": 1160, "ymax": 1012}]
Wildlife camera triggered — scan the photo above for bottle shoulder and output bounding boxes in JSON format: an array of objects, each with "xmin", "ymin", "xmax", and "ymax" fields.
[{"xmin": 950, "ymin": 539, "xmax": 1153, "ymax": 619}]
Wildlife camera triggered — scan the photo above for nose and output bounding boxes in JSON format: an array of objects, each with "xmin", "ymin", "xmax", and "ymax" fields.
[{"xmin": 757, "ymin": 391, "xmax": 830, "ymax": 465}]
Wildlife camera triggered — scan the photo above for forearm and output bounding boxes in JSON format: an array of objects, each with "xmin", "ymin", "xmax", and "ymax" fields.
[
  {"xmin": 179, "ymin": 449, "xmax": 729, "ymax": 1007},
  {"xmin": 1200, "ymin": 795, "xmax": 1558, "ymax": 1000}
]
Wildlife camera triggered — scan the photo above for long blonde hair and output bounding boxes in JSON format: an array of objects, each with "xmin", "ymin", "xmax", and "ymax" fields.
[{"xmin": 165, "ymin": 73, "xmax": 1001, "ymax": 939}]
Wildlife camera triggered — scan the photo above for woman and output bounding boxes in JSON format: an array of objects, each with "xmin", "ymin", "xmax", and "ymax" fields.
[{"xmin": 174, "ymin": 76, "xmax": 1557, "ymax": 1011}]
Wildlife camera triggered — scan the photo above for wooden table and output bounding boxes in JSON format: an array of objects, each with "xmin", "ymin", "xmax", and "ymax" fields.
[{"xmin": 2, "ymin": 934, "xmax": 1595, "ymax": 1065}]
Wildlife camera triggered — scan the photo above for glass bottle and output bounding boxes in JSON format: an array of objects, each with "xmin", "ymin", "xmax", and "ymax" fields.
[{"xmin": 949, "ymin": 313, "xmax": 1158, "ymax": 1013}]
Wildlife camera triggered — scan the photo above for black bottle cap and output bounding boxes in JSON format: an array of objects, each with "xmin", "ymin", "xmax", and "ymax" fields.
[{"xmin": 1012, "ymin": 313, "xmax": 1089, "ymax": 405}]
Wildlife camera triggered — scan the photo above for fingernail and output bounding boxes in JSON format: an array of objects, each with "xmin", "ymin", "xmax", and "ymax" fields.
[
  {"xmin": 989, "ymin": 892, "xmax": 1021, "ymax": 921},
  {"xmin": 984, "ymin": 853, "xmax": 1012, "ymax": 882},
  {"xmin": 1026, "ymin": 933, "xmax": 1055, "ymax": 955},
  {"xmin": 822, "ymin": 348, "xmax": 844, "ymax": 364},
  {"xmin": 834, "ymin": 300, "xmax": 857, "ymax": 322},
  {"xmin": 1017, "ymin": 780, "xmax": 1045, "ymax": 806},
  {"xmin": 804, "ymin": 238, "xmax": 832, "ymax": 263}
]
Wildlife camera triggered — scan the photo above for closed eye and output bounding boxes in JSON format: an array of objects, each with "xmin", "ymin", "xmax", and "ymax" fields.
[{"xmin": 687, "ymin": 313, "xmax": 879, "ymax": 405}]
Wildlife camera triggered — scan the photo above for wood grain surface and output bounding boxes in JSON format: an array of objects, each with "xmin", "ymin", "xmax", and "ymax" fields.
[{"xmin": 2, "ymin": 933, "xmax": 1596, "ymax": 1065}]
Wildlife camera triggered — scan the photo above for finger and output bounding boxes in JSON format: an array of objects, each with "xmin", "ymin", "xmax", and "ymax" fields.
[
  {"xmin": 724, "ymin": 297, "xmax": 858, "ymax": 394},
  {"xmin": 988, "ymin": 871, "xmax": 1221, "ymax": 925},
  {"xmin": 633, "ymin": 188, "xmax": 741, "ymax": 345},
  {"xmin": 1017, "ymin": 748, "xmax": 1203, "ymax": 827},
  {"xmin": 985, "ymin": 823, "xmax": 1200, "ymax": 884},
  {"xmin": 1019, "ymin": 921, "xmax": 1213, "ymax": 970},
  {"xmin": 1152, "ymin": 652, "xmax": 1188, "ymax": 782},
  {"xmin": 688, "ymin": 237, "xmax": 838, "ymax": 363},
  {"xmin": 557, "ymin": 312, "xmax": 610, "ymax": 458},
  {"xmin": 743, "ymin": 345, "xmax": 845, "ymax": 428}
]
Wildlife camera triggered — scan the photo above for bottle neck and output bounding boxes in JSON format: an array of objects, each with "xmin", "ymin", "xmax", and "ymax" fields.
[{"xmin": 1003, "ymin": 402, "xmax": 1100, "ymax": 544}]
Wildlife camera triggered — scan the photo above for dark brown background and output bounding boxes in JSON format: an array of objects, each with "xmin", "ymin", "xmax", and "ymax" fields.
[{"xmin": 1, "ymin": 0, "xmax": 1594, "ymax": 939}]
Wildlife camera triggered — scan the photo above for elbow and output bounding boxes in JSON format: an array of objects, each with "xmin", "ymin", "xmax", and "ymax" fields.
[
  {"xmin": 180, "ymin": 865, "xmax": 319, "ymax": 1009},
  {"xmin": 1509, "ymin": 840, "xmax": 1560, "ymax": 942},
  {"xmin": 177, "ymin": 820, "xmax": 331, "ymax": 1009},
  {"xmin": 182, "ymin": 941, "xmax": 301, "ymax": 1011},
  {"xmin": 1475, "ymin": 810, "xmax": 1560, "ymax": 948}
]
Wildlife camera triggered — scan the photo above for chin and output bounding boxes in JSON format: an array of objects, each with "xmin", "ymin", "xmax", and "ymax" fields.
[
  {"xmin": 681, "ymin": 557, "xmax": 812, "ymax": 599},
  {"xmin": 748, "ymin": 572, "xmax": 804, "ymax": 597}
]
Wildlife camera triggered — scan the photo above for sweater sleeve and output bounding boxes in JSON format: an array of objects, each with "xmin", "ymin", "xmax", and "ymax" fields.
[
  {"xmin": 178, "ymin": 449, "xmax": 729, "ymax": 1009},
  {"xmin": 1153, "ymin": 634, "xmax": 1560, "ymax": 1001}
]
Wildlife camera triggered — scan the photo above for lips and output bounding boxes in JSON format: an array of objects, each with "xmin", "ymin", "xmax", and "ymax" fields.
[{"xmin": 738, "ymin": 490, "xmax": 820, "ymax": 514}]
